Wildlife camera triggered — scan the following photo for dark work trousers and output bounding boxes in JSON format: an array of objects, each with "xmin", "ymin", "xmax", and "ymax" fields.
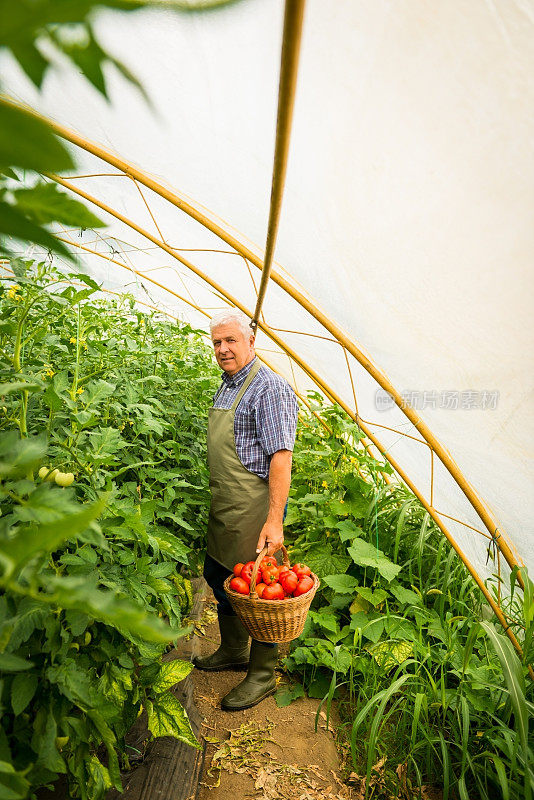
[{"xmin": 203, "ymin": 500, "xmax": 288, "ymax": 649}]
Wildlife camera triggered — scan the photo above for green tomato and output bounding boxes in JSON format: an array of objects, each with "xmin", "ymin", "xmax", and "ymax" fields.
[
  {"xmin": 55, "ymin": 471, "xmax": 75, "ymax": 487},
  {"xmin": 39, "ymin": 467, "xmax": 58, "ymax": 481}
]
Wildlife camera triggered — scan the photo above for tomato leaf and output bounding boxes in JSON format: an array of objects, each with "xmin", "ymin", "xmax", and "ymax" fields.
[
  {"xmin": 146, "ymin": 691, "xmax": 201, "ymax": 749},
  {"xmin": 152, "ymin": 660, "xmax": 193, "ymax": 694}
]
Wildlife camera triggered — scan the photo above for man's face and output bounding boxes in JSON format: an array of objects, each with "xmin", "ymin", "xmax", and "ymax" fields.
[{"xmin": 211, "ymin": 321, "xmax": 255, "ymax": 376}]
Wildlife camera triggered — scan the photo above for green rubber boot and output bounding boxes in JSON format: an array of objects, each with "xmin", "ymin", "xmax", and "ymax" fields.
[
  {"xmin": 193, "ymin": 613, "xmax": 250, "ymax": 671},
  {"xmin": 221, "ymin": 640, "xmax": 278, "ymax": 711}
]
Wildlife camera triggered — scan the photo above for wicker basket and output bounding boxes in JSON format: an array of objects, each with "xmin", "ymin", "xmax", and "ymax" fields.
[{"xmin": 223, "ymin": 544, "xmax": 319, "ymax": 643}]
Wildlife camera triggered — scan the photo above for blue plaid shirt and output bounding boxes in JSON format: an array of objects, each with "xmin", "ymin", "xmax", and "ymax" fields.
[{"xmin": 212, "ymin": 357, "xmax": 299, "ymax": 481}]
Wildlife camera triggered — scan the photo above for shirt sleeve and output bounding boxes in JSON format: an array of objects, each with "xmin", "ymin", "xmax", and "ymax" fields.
[{"xmin": 256, "ymin": 380, "xmax": 299, "ymax": 456}]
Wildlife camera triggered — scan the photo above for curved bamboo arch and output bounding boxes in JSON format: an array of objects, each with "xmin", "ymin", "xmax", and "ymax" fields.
[
  {"xmin": 0, "ymin": 98, "xmax": 528, "ymax": 665},
  {"xmin": 33, "ymin": 176, "xmax": 525, "ymax": 663}
]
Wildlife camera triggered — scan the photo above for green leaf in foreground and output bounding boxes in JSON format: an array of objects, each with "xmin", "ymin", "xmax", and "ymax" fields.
[
  {"xmin": 0, "ymin": 432, "xmax": 46, "ymax": 479},
  {"xmin": 152, "ymin": 660, "xmax": 194, "ymax": 694},
  {"xmin": 0, "ymin": 653, "xmax": 34, "ymax": 672},
  {"xmin": 146, "ymin": 691, "xmax": 201, "ymax": 749},
  {"xmin": 46, "ymin": 575, "xmax": 190, "ymax": 645},
  {"xmin": 0, "ymin": 101, "xmax": 74, "ymax": 173},
  {"xmin": 0, "ymin": 494, "xmax": 108, "ymax": 579},
  {"xmin": 14, "ymin": 182, "xmax": 106, "ymax": 228},
  {"xmin": 0, "ymin": 759, "xmax": 32, "ymax": 800},
  {"xmin": 0, "ymin": 200, "xmax": 73, "ymax": 260}
]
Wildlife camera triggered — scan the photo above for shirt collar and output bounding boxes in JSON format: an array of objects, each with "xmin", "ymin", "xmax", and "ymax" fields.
[{"xmin": 221, "ymin": 356, "xmax": 257, "ymax": 388}]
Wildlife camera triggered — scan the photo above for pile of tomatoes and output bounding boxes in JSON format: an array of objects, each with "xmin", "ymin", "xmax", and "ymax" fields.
[{"xmin": 229, "ymin": 556, "xmax": 314, "ymax": 600}]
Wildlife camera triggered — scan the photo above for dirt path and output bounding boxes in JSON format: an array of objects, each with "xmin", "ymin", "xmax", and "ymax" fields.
[{"xmin": 192, "ymin": 592, "xmax": 354, "ymax": 800}]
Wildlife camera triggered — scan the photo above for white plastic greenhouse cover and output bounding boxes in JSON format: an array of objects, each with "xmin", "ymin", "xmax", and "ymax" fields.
[{"xmin": 3, "ymin": 0, "xmax": 533, "ymax": 584}]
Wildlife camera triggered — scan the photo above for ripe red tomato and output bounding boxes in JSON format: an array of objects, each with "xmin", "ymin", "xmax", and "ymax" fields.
[
  {"xmin": 233, "ymin": 562, "xmax": 244, "ymax": 577},
  {"xmin": 259, "ymin": 556, "xmax": 277, "ymax": 571},
  {"xmin": 262, "ymin": 582, "xmax": 285, "ymax": 600},
  {"xmin": 255, "ymin": 582, "xmax": 267, "ymax": 598},
  {"xmin": 278, "ymin": 565, "xmax": 290, "ymax": 576},
  {"xmin": 293, "ymin": 575, "xmax": 314, "ymax": 597},
  {"xmin": 293, "ymin": 563, "xmax": 312, "ymax": 579},
  {"xmin": 280, "ymin": 571, "xmax": 298, "ymax": 595},
  {"xmin": 229, "ymin": 576, "xmax": 249, "ymax": 595},
  {"xmin": 261, "ymin": 566, "xmax": 280, "ymax": 585},
  {"xmin": 240, "ymin": 561, "xmax": 256, "ymax": 585}
]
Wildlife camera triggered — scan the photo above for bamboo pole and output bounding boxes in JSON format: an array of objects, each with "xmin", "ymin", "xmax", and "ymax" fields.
[{"xmin": 251, "ymin": 0, "xmax": 306, "ymax": 331}]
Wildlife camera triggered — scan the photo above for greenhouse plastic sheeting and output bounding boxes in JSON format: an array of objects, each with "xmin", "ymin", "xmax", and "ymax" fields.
[{"xmin": 2, "ymin": 0, "xmax": 533, "ymax": 582}]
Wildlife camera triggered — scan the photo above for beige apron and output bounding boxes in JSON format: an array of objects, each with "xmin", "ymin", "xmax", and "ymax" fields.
[{"xmin": 207, "ymin": 359, "xmax": 270, "ymax": 571}]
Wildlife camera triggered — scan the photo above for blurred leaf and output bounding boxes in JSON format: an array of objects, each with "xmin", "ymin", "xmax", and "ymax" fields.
[
  {"xmin": 0, "ymin": 168, "xmax": 18, "ymax": 180},
  {"xmin": 0, "ymin": 200, "xmax": 73, "ymax": 259},
  {"xmin": 0, "ymin": 432, "xmax": 47, "ymax": 479},
  {"xmin": 14, "ymin": 182, "xmax": 106, "ymax": 228},
  {"xmin": 0, "ymin": 381, "xmax": 42, "ymax": 396},
  {"xmin": 9, "ymin": 40, "xmax": 49, "ymax": 87},
  {"xmin": 0, "ymin": 759, "xmax": 31, "ymax": 800},
  {"xmin": 0, "ymin": 101, "xmax": 74, "ymax": 172},
  {"xmin": 51, "ymin": 26, "xmax": 109, "ymax": 98},
  {"xmin": 0, "ymin": 653, "xmax": 33, "ymax": 672},
  {"xmin": 46, "ymin": 574, "xmax": 189, "ymax": 644},
  {"xmin": 0, "ymin": 494, "xmax": 107, "ymax": 579}
]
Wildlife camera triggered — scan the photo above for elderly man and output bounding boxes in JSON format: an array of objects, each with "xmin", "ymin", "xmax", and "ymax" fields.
[{"xmin": 193, "ymin": 309, "xmax": 298, "ymax": 711}]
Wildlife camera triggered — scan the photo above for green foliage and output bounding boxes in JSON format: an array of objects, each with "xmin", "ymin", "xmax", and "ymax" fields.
[
  {"xmin": 0, "ymin": 262, "xmax": 218, "ymax": 798},
  {"xmin": 283, "ymin": 398, "xmax": 533, "ymax": 800}
]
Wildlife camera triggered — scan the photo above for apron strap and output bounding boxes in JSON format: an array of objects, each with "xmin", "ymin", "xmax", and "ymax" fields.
[{"xmin": 231, "ymin": 358, "xmax": 261, "ymax": 412}]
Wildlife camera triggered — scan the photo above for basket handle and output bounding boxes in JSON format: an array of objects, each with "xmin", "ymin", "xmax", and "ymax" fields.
[{"xmin": 249, "ymin": 544, "xmax": 291, "ymax": 598}]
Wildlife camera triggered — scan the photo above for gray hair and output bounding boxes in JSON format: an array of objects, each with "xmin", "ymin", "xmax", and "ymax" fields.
[{"xmin": 210, "ymin": 309, "xmax": 254, "ymax": 340}]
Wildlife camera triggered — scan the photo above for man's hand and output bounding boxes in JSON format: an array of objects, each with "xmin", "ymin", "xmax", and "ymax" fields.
[
  {"xmin": 256, "ymin": 520, "xmax": 284, "ymax": 557},
  {"xmin": 256, "ymin": 449, "xmax": 292, "ymax": 557}
]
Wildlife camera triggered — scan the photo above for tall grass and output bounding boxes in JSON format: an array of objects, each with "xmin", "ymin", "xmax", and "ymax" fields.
[{"xmin": 285, "ymin": 400, "xmax": 533, "ymax": 800}]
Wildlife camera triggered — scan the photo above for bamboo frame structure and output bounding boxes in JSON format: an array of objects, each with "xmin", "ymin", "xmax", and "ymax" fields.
[
  {"xmin": 24, "ymin": 175, "xmax": 524, "ymax": 666},
  {"xmin": 0, "ymin": 96, "xmax": 529, "ymax": 670},
  {"xmin": 1, "ymin": 98, "xmax": 519, "ymax": 574}
]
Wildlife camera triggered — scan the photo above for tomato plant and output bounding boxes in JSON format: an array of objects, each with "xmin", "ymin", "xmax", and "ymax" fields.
[{"xmin": 0, "ymin": 261, "xmax": 219, "ymax": 799}]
